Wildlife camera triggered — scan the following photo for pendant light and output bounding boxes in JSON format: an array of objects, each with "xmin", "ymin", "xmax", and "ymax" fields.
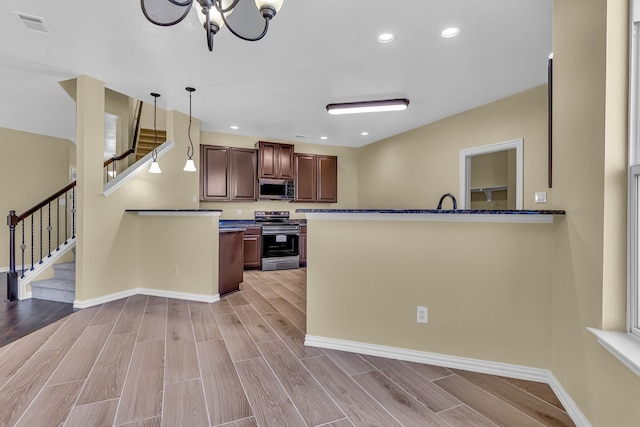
[
  {"xmin": 183, "ymin": 87, "xmax": 197, "ymax": 172},
  {"xmin": 149, "ymin": 92, "xmax": 162, "ymax": 174}
]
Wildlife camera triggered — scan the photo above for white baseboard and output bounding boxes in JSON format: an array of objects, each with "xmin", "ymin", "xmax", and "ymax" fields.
[
  {"xmin": 74, "ymin": 287, "xmax": 219, "ymax": 308},
  {"xmin": 305, "ymin": 335, "xmax": 591, "ymax": 427}
]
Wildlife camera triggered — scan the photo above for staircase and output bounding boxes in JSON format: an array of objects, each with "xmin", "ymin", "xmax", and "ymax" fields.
[
  {"xmin": 30, "ymin": 261, "xmax": 76, "ymax": 304},
  {"xmin": 136, "ymin": 128, "xmax": 167, "ymax": 161}
]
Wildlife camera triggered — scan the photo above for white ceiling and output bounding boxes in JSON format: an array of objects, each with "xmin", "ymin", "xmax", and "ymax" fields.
[{"xmin": 0, "ymin": 0, "xmax": 552, "ymax": 148}]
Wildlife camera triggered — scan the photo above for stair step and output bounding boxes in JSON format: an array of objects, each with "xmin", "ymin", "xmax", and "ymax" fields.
[
  {"xmin": 54, "ymin": 262, "xmax": 75, "ymax": 280},
  {"xmin": 31, "ymin": 278, "xmax": 75, "ymax": 304}
]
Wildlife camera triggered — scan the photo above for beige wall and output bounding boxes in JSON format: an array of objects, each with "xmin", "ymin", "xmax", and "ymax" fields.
[
  {"xmin": 469, "ymin": 150, "xmax": 516, "ymax": 210},
  {"xmin": 549, "ymin": 0, "xmax": 640, "ymax": 425},
  {"xmin": 358, "ymin": 85, "xmax": 549, "ymax": 210},
  {"xmin": 199, "ymin": 132, "xmax": 359, "ymax": 219},
  {"xmin": 75, "ymin": 76, "xmax": 208, "ymax": 302},
  {"xmin": 0, "ymin": 127, "xmax": 73, "ymax": 270},
  {"xmin": 307, "ymin": 219, "xmax": 554, "ymax": 368}
]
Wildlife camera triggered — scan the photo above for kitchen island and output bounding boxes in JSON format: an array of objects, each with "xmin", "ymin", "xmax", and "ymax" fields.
[{"xmin": 297, "ymin": 208, "xmax": 566, "ymax": 378}]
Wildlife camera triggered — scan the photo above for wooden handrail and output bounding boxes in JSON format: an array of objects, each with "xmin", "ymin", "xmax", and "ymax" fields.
[
  {"xmin": 13, "ymin": 181, "xmax": 77, "ymax": 223},
  {"xmin": 7, "ymin": 180, "xmax": 77, "ymax": 300}
]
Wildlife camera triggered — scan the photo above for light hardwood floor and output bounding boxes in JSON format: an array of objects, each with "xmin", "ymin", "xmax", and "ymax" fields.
[{"xmin": 0, "ymin": 269, "xmax": 575, "ymax": 426}]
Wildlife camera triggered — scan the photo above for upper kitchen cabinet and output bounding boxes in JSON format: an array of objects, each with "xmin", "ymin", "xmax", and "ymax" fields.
[
  {"xmin": 294, "ymin": 153, "xmax": 338, "ymax": 203},
  {"xmin": 200, "ymin": 144, "xmax": 257, "ymax": 201},
  {"xmin": 200, "ymin": 145, "xmax": 230, "ymax": 200},
  {"xmin": 294, "ymin": 153, "xmax": 316, "ymax": 202},
  {"xmin": 230, "ymin": 147, "xmax": 258, "ymax": 200},
  {"xmin": 317, "ymin": 155, "xmax": 338, "ymax": 202},
  {"xmin": 256, "ymin": 141, "xmax": 294, "ymax": 180}
]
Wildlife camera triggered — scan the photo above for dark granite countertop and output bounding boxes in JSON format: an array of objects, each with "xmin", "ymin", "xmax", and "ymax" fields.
[
  {"xmin": 295, "ymin": 209, "xmax": 565, "ymax": 215},
  {"xmin": 126, "ymin": 209, "xmax": 223, "ymax": 213}
]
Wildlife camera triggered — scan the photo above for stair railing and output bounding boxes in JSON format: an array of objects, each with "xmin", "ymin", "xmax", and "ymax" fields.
[
  {"xmin": 103, "ymin": 100, "xmax": 143, "ymax": 182},
  {"xmin": 6, "ymin": 181, "xmax": 77, "ymax": 301}
]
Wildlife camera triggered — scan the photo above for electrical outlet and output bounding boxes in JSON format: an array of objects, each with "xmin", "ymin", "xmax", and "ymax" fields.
[
  {"xmin": 535, "ymin": 192, "xmax": 547, "ymax": 203},
  {"xmin": 171, "ymin": 266, "xmax": 178, "ymax": 276},
  {"xmin": 237, "ymin": 209, "xmax": 242, "ymax": 215},
  {"xmin": 417, "ymin": 306, "xmax": 428, "ymax": 324}
]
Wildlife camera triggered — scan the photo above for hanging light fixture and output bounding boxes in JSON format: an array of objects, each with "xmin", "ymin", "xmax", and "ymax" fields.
[
  {"xmin": 148, "ymin": 92, "xmax": 162, "ymax": 174},
  {"xmin": 183, "ymin": 87, "xmax": 197, "ymax": 172},
  {"xmin": 140, "ymin": 0, "xmax": 285, "ymax": 52}
]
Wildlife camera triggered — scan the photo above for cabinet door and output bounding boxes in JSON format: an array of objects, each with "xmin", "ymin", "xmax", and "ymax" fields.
[
  {"xmin": 316, "ymin": 155, "xmax": 338, "ymax": 203},
  {"xmin": 294, "ymin": 153, "xmax": 316, "ymax": 202},
  {"xmin": 278, "ymin": 144, "xmax": 295, "ymax": 180},
  {"xmin": 243, "ymin": 227, "xmax": 262, "ymax": 269},
  {"xmin": 200, "ymin": 145, "xmax": 230, "ymax": 201},
  {"xmin": 219, "ymin": 231, "xmax": 243, "ymax": 296},
  {"xmin": 257, "ymin": 141, "xmax": 278, "ymax": 179},
  {"xmin": 231, "ymin": 148, "xmax": 257, "ymax": 200},
  {"xmin": 299, "ymin": 225, "xmax": 307, "ymax": 265}
]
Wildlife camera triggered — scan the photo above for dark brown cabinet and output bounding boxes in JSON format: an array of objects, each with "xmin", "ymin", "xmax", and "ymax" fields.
[
  {"xmin": 219, "ymin": 230, "xmax": 243, "ymax": 296},
  {"xmin": 231, "ymin": 148, "xmax": 258, "ymax": 200},
  {"xmin": 200, "ymin": 145, "xmax": 257, "ymax": 201},
  {"xmin": 294, "ymin": 153, "xmax": 338, "ymax": 203},
  {"xmin": 294, "ymin": 154, "xmax": 316, "ymax": 202},
  {"xmin": 243, "ymin": 226, "xmax": 262, "ymax": 269},
  {"xmin": 256, "ymin": 141, "xmax": 294, "ymax": 180},
  {"xmin": 299, "ymin": 225, "xmax": 307, "ymax": 266},
  {"xmin": 200, "ymin": 145, "xmax": 230, "ymax": 200}
]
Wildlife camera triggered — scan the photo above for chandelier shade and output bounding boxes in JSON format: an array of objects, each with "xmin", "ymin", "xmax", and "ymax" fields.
[{"xmin": 140, "ymin": 0, "xmax": 285, "ymax": 51}]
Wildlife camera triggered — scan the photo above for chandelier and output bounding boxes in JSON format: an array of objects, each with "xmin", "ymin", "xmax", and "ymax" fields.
[{"xmin": 141, "ymin": 0, "xmax": 284, "ymax": 51}]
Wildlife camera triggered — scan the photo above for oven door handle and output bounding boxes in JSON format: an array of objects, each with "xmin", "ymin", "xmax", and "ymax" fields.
[{"xmin": 262, "ymin": 228, "xmax": 300, "ymax": 236}]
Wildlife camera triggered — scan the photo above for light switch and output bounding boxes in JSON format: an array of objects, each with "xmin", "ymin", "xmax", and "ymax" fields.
[{"xmin": 535, "ymin": 192, "xmax": 547, "ymax": 204}]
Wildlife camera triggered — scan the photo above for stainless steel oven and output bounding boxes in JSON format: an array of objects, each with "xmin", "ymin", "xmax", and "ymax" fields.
[{"xmin": 255, "ymin": 211, "xmax": 300, "ymax": 271}]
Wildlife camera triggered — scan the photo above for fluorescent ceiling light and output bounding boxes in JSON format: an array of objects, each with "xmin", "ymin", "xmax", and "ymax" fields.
[{"xmin": 326, "ymin": 99, "xmax": 410, "ymax": 115}]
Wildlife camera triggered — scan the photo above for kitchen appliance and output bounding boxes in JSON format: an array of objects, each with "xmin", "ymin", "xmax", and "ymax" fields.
[
  {"xmin": 258, "ymin": 178, "xmax": 295, "ymax": 200},
  {"xmin": 254, "ymin": 210, "xmax": 300, "ymax": 271}
]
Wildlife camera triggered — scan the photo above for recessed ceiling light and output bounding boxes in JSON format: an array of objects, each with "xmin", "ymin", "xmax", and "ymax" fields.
[
  {"xmin": 361, "ymin": 131, "xmax": 369, "ymax": 136},
  {"xmin": 230, "ymin": 125, "xmax": 239, "ymax": 130},
  {"xmin": 441, "ymin": 27, "xmax": 460, "ymax": 38},
  {"xmin": 377, "ymin": 33, "xmax": 395, "ymax": 43},
  {"xmin": 320, "ymin": 136, "xmax": 328, "ymax": 140}
]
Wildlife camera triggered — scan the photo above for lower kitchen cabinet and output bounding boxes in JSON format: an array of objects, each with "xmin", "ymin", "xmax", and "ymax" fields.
[
  {"xmin": 299, "ymin": 225, "xmax": 307, "ymax": 266},
  {"xmin": 243, "ymin": 226, "xmax": 262, "ymax": 269},
  {"xmin": 219, "ymin": 230, "xmax": 243, "ymax": 296}
]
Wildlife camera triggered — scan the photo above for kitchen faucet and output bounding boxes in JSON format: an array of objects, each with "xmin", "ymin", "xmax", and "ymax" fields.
[{"xmin": 437, "ymin": 193, "xmax": 457, "ymax": 210}]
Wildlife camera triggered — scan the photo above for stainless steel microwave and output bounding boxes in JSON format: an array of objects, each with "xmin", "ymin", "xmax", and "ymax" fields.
[{"xmin": 258, "ymin": 178, "xmax": 295, "ymax": 200}]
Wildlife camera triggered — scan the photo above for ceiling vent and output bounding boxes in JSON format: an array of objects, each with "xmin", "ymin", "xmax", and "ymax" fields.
[{"xmin": 14, "ymin": 12, "xmax": 53, "ymax": 36}]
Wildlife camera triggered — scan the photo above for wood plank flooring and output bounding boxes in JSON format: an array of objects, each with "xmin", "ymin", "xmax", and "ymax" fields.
[
  {"xmin": 0, "ymin": 269, "xmax": 575, "ymax": 426},
  {"xmin": 0, "ymin": 298, "xmax": 75, "ymax": 347}
]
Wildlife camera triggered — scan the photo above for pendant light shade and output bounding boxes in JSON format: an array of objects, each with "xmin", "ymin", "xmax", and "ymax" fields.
[
  {"xmin": 183, "ymin": 159, "xmax": 197, "ymax": 172},
  {"xmin": 149, "ymin": 161, "xmax": 162, "ymax": 174}
]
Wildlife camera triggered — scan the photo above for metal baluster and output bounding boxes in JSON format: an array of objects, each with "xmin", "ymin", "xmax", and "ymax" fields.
[
  {"xmin": 64, "ymin": 191, "xmax": 68, "ymax": 244},
  {"xmin": 47, "ymin": 202, "xmax": 52, "ymax": 257},
  {"xmin": 56, "ymin": 195, "xmax": 60, "ymax": 250},
  {"xmin": 72, "ymin": 187, "xmax": 76, "ymax": 239},
  {"xmin": 39, "ymin": 207, "xmax": 43, "ymax": 264},
  {"xmin": 20, "ymin": 220, "xmax": 25, "ymax": 278},
  {"xmin": 30, "ymin": 216, "xmax": 34, "ymax": 271}
]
